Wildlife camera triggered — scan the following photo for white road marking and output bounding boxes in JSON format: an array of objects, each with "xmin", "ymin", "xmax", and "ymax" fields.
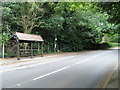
[
  {"xmin": 115, "ymin": 64, "xmax": 118, "ymax": 69},
  {"xmin": 108, "ymin": 51, "xmax": 113, "ymax": 52},
  {"xmin": 17, "ymin": 84, "xmax": 21, "ymax": 86},
  {"xmin": 33, "ymin": 50, "xmax": 113, "ymax": 80},
  {"xmin": 76, "ymin": 60, "xmax": 87, "ymax": 64},
  {"xmin": 2, "ymin": 56, "xmax": 75, "ymax": 72},
  {"xmin": 19, "ymin": 55, "xmax": 59, "ymax": 61},
  {"xmin": 76, "ymin": 54, "xmax": 100, "ymax": 64},
  {"xmin": 2, "ymin": 50, "xmax": 113, "ymax": 72},
  {"xmin": 33, "ymin": 66, "xmax": 71, "ymax": 80},
  {"xmin": 76, "ymin": 51, "xmax": 113, "ymax": 64}
]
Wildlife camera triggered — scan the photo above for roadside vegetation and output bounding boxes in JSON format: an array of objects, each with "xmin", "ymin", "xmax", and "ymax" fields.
[{"xmin": 1, "ymin": 2, "xmax": 119, "ymax": 58}]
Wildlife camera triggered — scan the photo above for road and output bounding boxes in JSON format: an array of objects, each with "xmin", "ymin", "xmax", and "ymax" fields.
[{"xmin": 2, "ymin": 49, "xmax": 118, "ymax": 88}]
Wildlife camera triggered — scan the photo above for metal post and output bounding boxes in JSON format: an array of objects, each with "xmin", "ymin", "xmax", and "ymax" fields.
[
  {"xmin": 54, "ymin": 37, "xmax": 57, "ymax": 52},
  {"xmin": 2, "ymin": 43, "xmax": 4, "ymax": 59},
  {"xmin": 17, "ymin": 41, "xmax": 20, "ymax": 60},
  {"xmin": 31, "ymin": 42, "xmax": 33, "ymax": 58}
]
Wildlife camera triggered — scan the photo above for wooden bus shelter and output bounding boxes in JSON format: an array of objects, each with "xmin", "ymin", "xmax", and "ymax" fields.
[{"xmin": 12, "ymin": 32, "xmax": 44, "ymax": 60}]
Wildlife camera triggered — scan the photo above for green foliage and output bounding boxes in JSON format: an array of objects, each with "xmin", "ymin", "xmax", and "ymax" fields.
[
  {"xmin": 1, "ymin": 32, "xmax": 9, "ymax": 44},
  {"xmin": 97, "ymin": 2, "xmax": 120, "ymax": 43},
  {"xmin": 109, "ymin": 43, "xmax": 120, "ymax": 47},
  {"xmin": 2, "ymin": 2, "xmax": 119, "ymax": 56}
]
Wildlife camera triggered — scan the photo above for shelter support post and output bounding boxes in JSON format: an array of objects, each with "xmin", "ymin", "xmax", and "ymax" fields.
[
  {"xmin": 17, "ymin": 41, "xmax": 20, "ymax": 60},
  {"xmin": 41, "ymin": 42, "xmax": 43, "ymax": 57},
  {"xmin": 38, "ymin": 42, "xmax": 40, "ymax": 53},
  {"xmin": 31, "ymin": 42, "xmax": 33, "ymax": 58}
]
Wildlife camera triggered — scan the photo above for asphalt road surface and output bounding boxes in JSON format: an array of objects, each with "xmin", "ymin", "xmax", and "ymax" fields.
[{"xmin": 2, "ymin": 49, "xmax": 118, "ymax": 88}]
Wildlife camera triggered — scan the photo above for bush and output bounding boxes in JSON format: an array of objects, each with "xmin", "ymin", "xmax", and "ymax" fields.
[
  {"xmin": 109, "ymin": 43, "xmax": 120, "ymax": 47},
  {"xmin": 100, "ymin": 43, "xmax": 111, "ymax": 49},
  {"xmin": 5, "ymin": 52, "xmax": 16, "ymax": 58},
  {"xmin": 86, "ymin": 43, "xmax": 110, "ymax": 50}
]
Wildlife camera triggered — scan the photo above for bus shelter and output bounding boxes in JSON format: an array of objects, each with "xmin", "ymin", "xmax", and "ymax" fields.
[{"xmin": 11, "ymin": 32, "xmax": 44, "ymax": 60}]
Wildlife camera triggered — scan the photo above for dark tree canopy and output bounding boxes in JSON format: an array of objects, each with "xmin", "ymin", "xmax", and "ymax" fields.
[{"xmin": 1, "ymin": 2, "xmax": 119, "ymax": 55}]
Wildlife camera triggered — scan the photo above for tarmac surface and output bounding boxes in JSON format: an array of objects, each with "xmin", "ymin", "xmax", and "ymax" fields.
[{"xmin": 0, "ymin": 49, "xmax": 119, "ymax": 88}]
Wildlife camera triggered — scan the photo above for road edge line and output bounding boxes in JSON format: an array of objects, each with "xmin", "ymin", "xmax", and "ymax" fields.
[{"xmin": 99, "ymin": 64, "xmax": 118, "ymax": 88}]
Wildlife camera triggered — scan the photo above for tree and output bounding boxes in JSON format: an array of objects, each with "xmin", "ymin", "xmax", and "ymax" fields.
[
  {"xmin": 2, "ymin": 2, "xmax": 119, "ymax": 57},
  {"xmin": 18, "ymin": 2, "xmax": 44, "ymax": 34}
]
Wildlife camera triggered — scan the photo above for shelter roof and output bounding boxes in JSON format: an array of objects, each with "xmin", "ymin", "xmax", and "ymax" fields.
[{"xmin": 15, "ymin": 32, "xmax": 44, "ymax": 42}]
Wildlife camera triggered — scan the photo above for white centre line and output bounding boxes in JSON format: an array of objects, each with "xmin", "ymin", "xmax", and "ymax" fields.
[
  {"xmin": 33, "ymin": 66, "xmax": 71, "ymax": 80},
  {"xmin": 17, "ymin": 84, "xmax": 21, "ymax": 86},
  {"xmin": 33, "ymin": 51, "xmax": 113, "ymax": 80},
  {"xmin": 115, "ymin": 64, "xmax": 118, "ymax": 69},
  {"xmin": 76, "ymin": 51, "xmax": 113, "ymax": 64},
  {"xmin": 2, "ymin": 50, "xmax": 113, "ymax": 73}
]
